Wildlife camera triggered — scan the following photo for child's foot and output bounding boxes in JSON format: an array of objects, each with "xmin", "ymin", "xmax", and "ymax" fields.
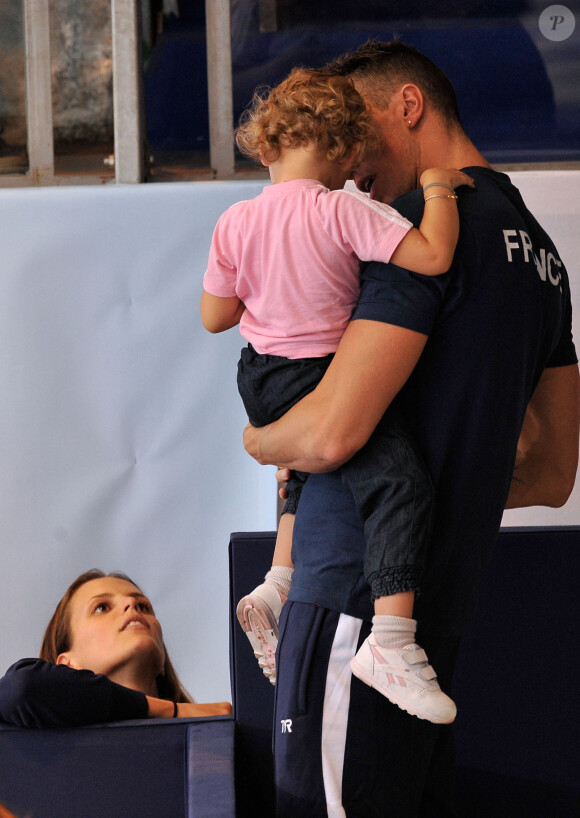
[
  {"xmin": 350, "ymin": 634, "xmax": 456, "ymax": 724},
  {"xmin": 236, "ymin": 583, "xmax": 286, "ymax": 686}
]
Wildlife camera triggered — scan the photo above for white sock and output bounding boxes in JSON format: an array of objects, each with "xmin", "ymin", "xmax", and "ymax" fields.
[
  {"xmin": 263, "ymin": 565, "xmax": 293, "ymax": 598},
  {"xmin": 371, "ymin": 615, "xmax": 417, "ymax": 650}
]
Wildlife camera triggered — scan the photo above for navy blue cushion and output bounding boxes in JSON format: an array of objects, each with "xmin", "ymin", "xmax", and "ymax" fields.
[
  {"xmin": 229, "ymin": 532, "xmax": 277, "ymax": 818},
  {"xmin": 0, "ymin": 716, "xmax": 234, "ymax": 818}
]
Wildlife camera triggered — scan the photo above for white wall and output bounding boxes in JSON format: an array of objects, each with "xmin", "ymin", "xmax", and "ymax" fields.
[
  {"xmin": 0, "ymin": 180, "xmax": 274, "ymax": 703},
  {"xmin": 0, "ymin": 171, "xmax": 577, "ymax": 704}
]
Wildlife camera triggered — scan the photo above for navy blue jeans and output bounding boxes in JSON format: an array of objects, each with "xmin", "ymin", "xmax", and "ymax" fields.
[
  {"xmin": 237, "ymin": 344, "xmax": 434, "ymax": 598},
  {"xmin": 237, "ymin": 344, "xmax": 334, "ymax": 515}
]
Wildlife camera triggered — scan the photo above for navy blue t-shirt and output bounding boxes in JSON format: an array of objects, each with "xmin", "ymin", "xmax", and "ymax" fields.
[{"xmin": 290, "ymin": 167, "xmax": 576, "ymax": 635}]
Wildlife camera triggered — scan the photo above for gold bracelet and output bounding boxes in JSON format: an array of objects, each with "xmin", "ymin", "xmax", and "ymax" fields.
[
  {"xmin": 423, "ymin": 182, "xmax": 455, "ymax": 193},
  {"xmin": 424, "ymin": 193, "xmax": 458, "ymax": 201}
]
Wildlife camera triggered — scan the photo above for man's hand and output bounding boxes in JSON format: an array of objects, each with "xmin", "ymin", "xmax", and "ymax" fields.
[
  {"xmin": 243, "ymin": 421, "xmax": 266, "ymax": 464},
  {"xmin": 513, "ymin": 401, "xmax": 541, "ymax": 471}
]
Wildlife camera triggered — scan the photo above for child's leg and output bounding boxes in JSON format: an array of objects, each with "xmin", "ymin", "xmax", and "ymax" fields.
[
  {"xmin": 271, "ymin": 512, "xmax": 295, "ymax": 569},
  {"xmin": 351, "ymin": 586, "xmax": 456, "ymax": 724},
  {"xmin": 371, "ymin": 591, "xmax": 416, "ymax": 648},
  {"xmin": 350, "ymin": 588, "xmax": 457, "ymax": 724},
  {"xmin": 235, "ymin": 347, "xmax": 332, "ymax": 684},
  {"xmin": 374, "ymin": 591, "xmax": 414, "ymax": 618},
  {"xmin": 339, "ymin": 409, "xmax": 456, "ymax": 723},
  {"xmin": 369, "ymin": 589, "xmax": 420, "ymax": 644},
  {"xmin": 236, "ymin": 514, "xmax": 294, "ymax": 685}
]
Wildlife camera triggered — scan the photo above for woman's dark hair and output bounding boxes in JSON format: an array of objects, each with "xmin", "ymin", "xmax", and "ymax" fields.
[
  {"xmin": 326, "ymin": 39, "xmax": 464, "ymax": 131},
  {"xmin": 40, "ymin": 568, "xmax": 192, "ymax": 703}
]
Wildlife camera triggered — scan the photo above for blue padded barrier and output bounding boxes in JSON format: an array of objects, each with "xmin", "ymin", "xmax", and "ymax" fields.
[
  {"xmin": 229, "ymin": 527, "xmax": 580, "ymax": 817},
  {"xmin": 229, "ymin": 532, "xmax": 277, "ymax": 818},
  {"xmin": 0, "ymin": 715, "xmax": 234, "ymax": 818},
  {"xmin": 452, "ymin": 526, "xmax": 580, "ymax": 816},
  {"xmin": 188, "ymin": 720, "xmax": 236, "ymax": 818}
]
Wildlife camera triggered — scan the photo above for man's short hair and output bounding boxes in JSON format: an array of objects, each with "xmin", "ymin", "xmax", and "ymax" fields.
[{"xmin": 326, "ymin": 40, "xmax": 463, "ymax": 131}]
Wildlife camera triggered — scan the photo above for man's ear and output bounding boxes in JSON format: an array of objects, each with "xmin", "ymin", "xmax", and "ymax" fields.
[{"xmin": 400, "ymin": 83, "xmax": 425, "ymax": 126}]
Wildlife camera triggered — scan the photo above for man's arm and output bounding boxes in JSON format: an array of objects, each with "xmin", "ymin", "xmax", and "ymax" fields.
[
  {"xmin": 505, "ymin": 364, "xmax": 580, "ymax": 509},
  {"xmin": 243, "ymin": 318, "xmax": 428, "ymax": 472}
]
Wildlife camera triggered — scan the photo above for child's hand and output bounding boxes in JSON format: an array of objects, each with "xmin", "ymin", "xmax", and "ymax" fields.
[
  {"xmin": 420, "ymin": 168, "xmax": 475, "ymax": 192},
  {"xmin": 276, "ymin": 467, "xmax": 291, "ymax": 500}
]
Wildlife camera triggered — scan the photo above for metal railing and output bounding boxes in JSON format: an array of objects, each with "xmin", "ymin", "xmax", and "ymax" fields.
[
  {"xmin": 206, "ymin": 0, "xmax": 234, "ymax": 179},
  {"xmin": 0, "ymin": 0, "xmax": 234, "ymax": 186}
]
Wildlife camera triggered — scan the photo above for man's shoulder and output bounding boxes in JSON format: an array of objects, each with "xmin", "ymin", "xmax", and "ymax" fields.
[
  {"xmin": 393, "ymin": 167, "xmax": 513, "ymax": 225},
  {"xmin": 389, "ymin": 188, "xmax": 424, "ymax": 226}
]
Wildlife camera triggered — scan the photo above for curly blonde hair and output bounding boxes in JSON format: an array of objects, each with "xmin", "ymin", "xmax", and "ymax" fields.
[{"xmin": 236, "ymin": 67, "xmax": 381, "ymax": 166}]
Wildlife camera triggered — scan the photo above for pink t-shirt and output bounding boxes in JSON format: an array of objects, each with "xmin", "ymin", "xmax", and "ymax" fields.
[{"xmin": 203, "ymin": 179, "xmax": 412, "ymax": 358}]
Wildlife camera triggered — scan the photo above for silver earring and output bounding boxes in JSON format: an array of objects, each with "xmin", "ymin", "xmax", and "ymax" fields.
[{"xmin": 408, "ymin": 119, "xmax": 412, "ymax": 125}]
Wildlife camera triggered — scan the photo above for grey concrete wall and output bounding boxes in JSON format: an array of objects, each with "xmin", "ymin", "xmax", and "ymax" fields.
[{"xmin": 0, "ymin": 0, "xmax": 114, "ymax": 151}]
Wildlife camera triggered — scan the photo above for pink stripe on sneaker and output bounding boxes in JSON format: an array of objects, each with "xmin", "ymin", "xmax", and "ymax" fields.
[{"xmin": 370, "ymin": 644, "xmax": 387, "ymax": 664}]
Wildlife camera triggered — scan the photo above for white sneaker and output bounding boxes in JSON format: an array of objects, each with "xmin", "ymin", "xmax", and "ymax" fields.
[
  {"xmin": 236, "ymin": 583, "xmax": 286, "ymax": 686},
  {"xmin": 350, "ymin": 634, "xmax": 457, "ymax": 724}
]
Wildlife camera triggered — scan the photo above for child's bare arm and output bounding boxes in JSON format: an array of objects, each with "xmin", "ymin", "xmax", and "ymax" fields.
[
  {"xmin": 389, "ymin": 168, "xmax": 474, "ymax": 276},
  {"xmin": 200, "ymin": 290, "xmax": 245, "ymax": 333}
]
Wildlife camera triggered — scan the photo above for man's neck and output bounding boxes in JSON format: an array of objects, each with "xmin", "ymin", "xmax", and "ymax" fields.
[{"xmin": 417, "ymin": 126, "xmax": 492, "ymax": 178}]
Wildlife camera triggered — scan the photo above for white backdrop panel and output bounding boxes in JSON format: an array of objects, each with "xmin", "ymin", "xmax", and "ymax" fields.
[
  {"xmin": 0, "ymin": 171, "xmax": 577, "ymax": 704},
  {"xmin": 0, "ymin": 180, "xmax": 274, "ymax": 703}
]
